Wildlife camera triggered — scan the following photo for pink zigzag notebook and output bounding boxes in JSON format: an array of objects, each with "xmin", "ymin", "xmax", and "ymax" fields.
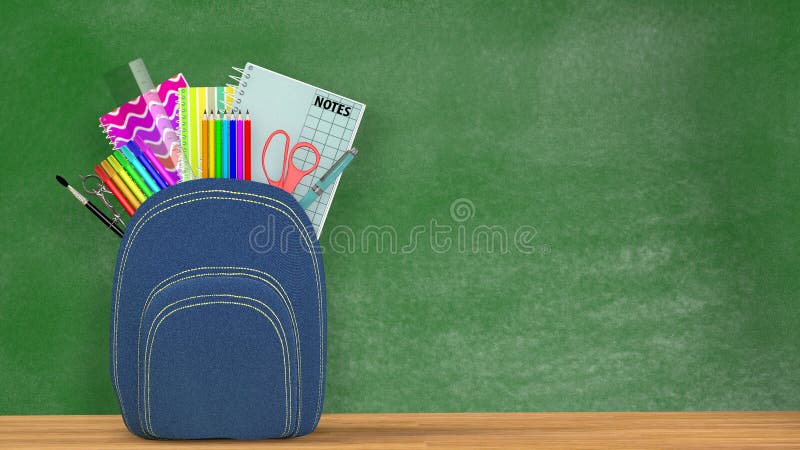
[{"xmin": 99, "ymin": 74, "xmax": 187, "ymax": 183}]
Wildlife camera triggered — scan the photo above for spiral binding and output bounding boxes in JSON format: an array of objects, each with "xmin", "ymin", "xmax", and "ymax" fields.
[
  {"xmin": 227, "ymin": 66, "xmax": 252, "ymax": 114},
  {"xmin": 99, "ymin": 122, "xmax": 117, "ymax": 149},
  {"xmin": 177, "ymin": 88, "xmax": 194, "ymax": 180},
  {"xmin": 177, "ymin": 88, "xmax": 187, "ymax": 144},
  {"xmin": 224, "ymin": 84, "xmax": 237, "ymax": 105}
]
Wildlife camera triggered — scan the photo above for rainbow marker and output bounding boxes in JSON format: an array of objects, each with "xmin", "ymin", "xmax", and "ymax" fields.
[
  {"xmin": 127, "ymin": 140, "xmax": 167, "ymax": 189},
  {"xmin": 120, "ymin": 145, "xmax": 160, "ymax": 194},
  {"xmin": 101, "ymin": 160, "xmax": 140, "ymax": 210},
  {"xmin": 94, "ymin": 164, "xmax": 135, "ymax": 216},
  {"xmin": 112, "ymin": 151, "xmax": 152, "ymax": 198},
  {"xmin": 107, "ymin": 155, "xmax": 146, "ymax": 203},
  {"xmin": 136, "ymin": 138, "xmax": 176, "ymax": 186}
]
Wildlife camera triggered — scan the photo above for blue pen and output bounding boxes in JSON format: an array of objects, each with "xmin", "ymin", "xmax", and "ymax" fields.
[
  {"xmin": 127, "ymin": 141, "xmax": 168, "ymax": 189},
  {"xmin": 298, "ymin": 148, "xmax": 359, "ymax": 208},
  {"xmin": 120, "ymin": 145, "xmax": 160, "ymax": 193},
  {"xmin": 222, "ymin": 112, "xmax": 230, "ymax": 179},
  {"xmin": 229, "ymin": 113, "xmax": 237, "ymax": 179}
]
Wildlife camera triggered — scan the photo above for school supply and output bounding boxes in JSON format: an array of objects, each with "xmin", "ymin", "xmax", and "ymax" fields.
[
  {"xmin": 244, "ymin": 112, "xmax": 252, "ymax": 180},
  {"xmin": 215, "ymin": 110, "xmax": 222, "ymax": 178},
  {"xmin": 113, "ymin": 152, "xmax": 153, "ymax": 198},
  {"xmin": 120, "ymin": 145, "xmax": 160, "ymax": 194},
  {"xmin": 177, "ymin": 87, "xmax": 234, "ymax": 179},
  {"xmin": 72, "ymin": 60, "xmax": 374, "ymax": 442},
  {"xmin": 236, "ymin": 112, "xmax": 245, "ymax": 179},
  {"xmin": 100, "ymin": 74, "xmax": 187, "ymax": 185},
  {"xmin": 79, "ymin": 173, "xmax": 127, "ymax": 228},
  {"xmin": 94, "ymin": 164, "xmax": 136, "ymax": 216},
  {"xmin": 222, "ymin": 111, "xmax": 230, "ymax": 178},
  {"xmin": 57, "ymin": 175, "xmax": 124, "ymax": 238},
  {"xmin": 298, "ymin": 148, "xmax": 358, "ymax": 208},
  {"xmin": 137, "ymin": 138, "xmax": 175, "ymax": 186},
  {"xmin": 229, "ymin": 112, "xmax": 237, "ymax": 178},
  {"xmin": 111, "ymin": 179, "xmax": 326, "ymax": 439},
  {"xmin": 107, "ymin": 156, "xmax": 146, "ymax": 203},
  {"xmin": 127, "ymin": 140, "xmax": 167, "ymax": 189},
  {"xmin": 128, "ymin": 58, "xmax": 156, "ymax": 93},
  {"xmin": 129, "ymin": 59, "xmax": 188, "ymax": 180},
  {"xmin": 101, "ymin": 160, "xmax": 141, "ymax": 210},
  {"xmin": 229, "ymin": 63, "xmax": 365, "ymax": 235},
  {"xmin": 262, "ymin": 130, "xmax": 320, "ymax": 194},
  {"xmin": 201, "ymin": 111, "xmax": 209, "ymax": 177},
  {"xmin": 206, "ymin": 111, "xmax": 213, "ymax": 177}
]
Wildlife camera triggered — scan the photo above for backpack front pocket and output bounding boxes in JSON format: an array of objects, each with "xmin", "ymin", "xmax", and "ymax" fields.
[{"xmin": 136, "ymin": 271, "xmax": 300, "ymax": 439}]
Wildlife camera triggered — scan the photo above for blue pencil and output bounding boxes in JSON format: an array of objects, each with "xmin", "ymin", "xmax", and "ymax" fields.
[
  {"xmin": 230, "ymin": 111, "xmax": 237, "ymax": 178},
  {"xmin": 221, "ymin": 111, "xmax": 230, "ymax": 179}
]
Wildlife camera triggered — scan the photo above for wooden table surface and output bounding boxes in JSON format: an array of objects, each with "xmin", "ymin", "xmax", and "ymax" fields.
[{"xmin": 1, "ymin": 412, "xmax": 798, "ymax": 449}]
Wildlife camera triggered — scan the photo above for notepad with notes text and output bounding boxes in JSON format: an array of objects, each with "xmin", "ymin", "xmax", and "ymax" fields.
[{"xmin": 230, "ymin": 63, "xmax": 365, "ymax": 236}]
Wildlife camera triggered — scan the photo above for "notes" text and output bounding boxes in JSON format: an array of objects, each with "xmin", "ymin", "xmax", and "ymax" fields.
[{"xmin": 314, "ymin": 96, "xmax": 352, "ymax": 117}]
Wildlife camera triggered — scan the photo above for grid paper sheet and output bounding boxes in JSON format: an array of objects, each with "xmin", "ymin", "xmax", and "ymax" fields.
[{"xmin": 295, "ymin": 90, "xmax": 363, "ymax": 233}]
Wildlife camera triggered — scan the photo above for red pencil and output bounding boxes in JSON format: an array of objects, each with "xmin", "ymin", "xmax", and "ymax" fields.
[
  {"xmin": 94, "ymin": 164, "xmax": 135, "ymax": 216},
  {"xmin": 244, "ymin": 111, "xmax": 251, "ymax": 180}
]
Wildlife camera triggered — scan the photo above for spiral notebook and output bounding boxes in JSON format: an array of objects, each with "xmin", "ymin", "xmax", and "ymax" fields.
[
  {"xmin": 177, "ymin": 86, "xmax": 235, "ymax": 180},
  {"xmin": 99, "ymin": 74, "xmax": 187, "ymax": 183},
  {"xmin": 229, "ymin": 63, "xmax": 366, "ymax": 235}
]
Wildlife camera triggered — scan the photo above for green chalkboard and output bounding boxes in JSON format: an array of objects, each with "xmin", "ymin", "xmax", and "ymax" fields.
[{"xmin": 1, "ymin": 1, "xmax": 798, "ymax": 414}]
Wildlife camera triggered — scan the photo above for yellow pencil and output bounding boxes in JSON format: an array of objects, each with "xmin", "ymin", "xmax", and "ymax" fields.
[
  {"xmin": 100, "ymin": 160, "xmax": 141, "ymax": 210},
  {"xmin": 107, "ymin": 156, "xmax": 146, "ymax": 203}
]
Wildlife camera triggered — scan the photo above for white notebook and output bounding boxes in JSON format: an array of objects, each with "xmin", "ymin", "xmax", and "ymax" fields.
[{"xmin": 229, "ymin": 62, "xmax": 366, "ymax": 236}]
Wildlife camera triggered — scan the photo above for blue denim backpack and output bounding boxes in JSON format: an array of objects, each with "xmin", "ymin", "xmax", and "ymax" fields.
[{"xmin": 110, "ymin": 179, "xmax": 326, "ymax": 439}]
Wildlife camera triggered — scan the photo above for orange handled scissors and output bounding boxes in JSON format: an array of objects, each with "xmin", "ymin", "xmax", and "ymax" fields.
[{"xmin": 261, "ymin": 129, "xmax": 321, "ymax": 194}]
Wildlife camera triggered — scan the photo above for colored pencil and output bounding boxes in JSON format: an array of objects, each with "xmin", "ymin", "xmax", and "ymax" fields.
[
  {"xmin": 215, "ymin": 110, "xmax": 223, "ymax": 178},
  {"xmin": 222, "ymin": 111, "xmax": 230, "ymax": 179},
  {"xmin": 229, "ymin": 111, "xmax": 237, "ymax": 178},
  {"xmin": 244, "ymin": 111, "xmax": 251, "ymax": 180},
  {"xmin": 209, "ymin": 110, "xmax": 217, "ymax": 178},
  {"xmin": 236, "ymin": 112, "xmax": 244, "ymax": 179}
]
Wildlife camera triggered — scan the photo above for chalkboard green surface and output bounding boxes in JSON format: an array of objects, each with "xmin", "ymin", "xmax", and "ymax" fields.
[{"xmin": 1, "ymin": 1, "xmax": 798, "ymax": 414}]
